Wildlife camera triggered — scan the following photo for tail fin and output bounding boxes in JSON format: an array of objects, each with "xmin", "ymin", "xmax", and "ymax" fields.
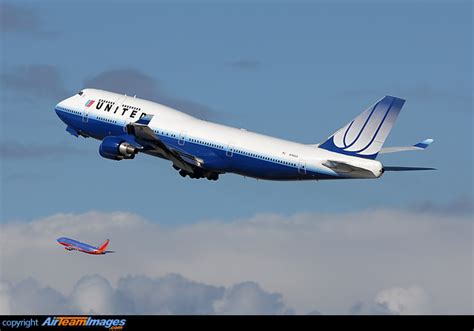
[
  {"xmin": 96, "ymin": 239, "xmax": 110, "ymax": 253},
  {"xmin": 318, "ymin": 96, "xmax": 405, "ymax": 159}
]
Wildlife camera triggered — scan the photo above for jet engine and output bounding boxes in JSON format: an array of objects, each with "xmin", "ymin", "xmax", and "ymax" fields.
[{"xmin": 99, "ymin": 136, "xmax": 138, "ymax": 161}]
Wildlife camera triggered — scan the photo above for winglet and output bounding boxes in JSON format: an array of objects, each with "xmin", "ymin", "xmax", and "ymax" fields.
[{"xmin": 136, "ymin": 114, "xmax": 154, "ymax": 125}]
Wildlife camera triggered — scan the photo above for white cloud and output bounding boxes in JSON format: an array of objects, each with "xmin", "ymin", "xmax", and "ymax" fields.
[
  {"xmin": 214, "ymin": 281, "xmax": 293, "ymax": 314},
  {"xmin": 3, "ymin": 278, "xmax": 76, "ymax": 314},
  {"xmin": 0, "ymin": 273, "xmax": 287, "ymax": 315},
  {"xmin": 116, "ymin": 273, "xmax": 224, "ymax": 314},
  {"xmin": 0, "ymin": 209, "xmax": 471, "ymax": 314},
  {"xmin": 0, "ymin": 280, "xmax": 12, "ymax": 314},
  {"xmin": 71, "ymin": 274, "xmax": 118, "ymax": 314},
  {"xmin": 374, "ymin": 285, "xmax": 429, "ymax": 315}
]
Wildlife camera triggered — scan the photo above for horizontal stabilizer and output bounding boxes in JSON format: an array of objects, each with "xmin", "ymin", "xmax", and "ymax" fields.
[
  {"xmin": 379, "ymin": 138, "xmax": 434, "ymax": 154},
  {"xmin": 383, "ymin": 166, "xmax": 436, "ymax": 171}
]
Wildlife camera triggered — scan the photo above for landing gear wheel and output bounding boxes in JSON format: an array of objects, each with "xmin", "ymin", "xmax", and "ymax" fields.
[
  {"xmin": 208, "ymin": 173, "xmax": 219, "ymax": 181},
  {"xmin": 179, "ymin": 170, "xmax": 187, "ymax": 177}
]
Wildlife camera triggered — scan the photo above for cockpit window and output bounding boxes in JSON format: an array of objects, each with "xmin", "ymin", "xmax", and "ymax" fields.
[{"xmin": 78, "ymin": 90, "xmax": 84, "ymax": 96}]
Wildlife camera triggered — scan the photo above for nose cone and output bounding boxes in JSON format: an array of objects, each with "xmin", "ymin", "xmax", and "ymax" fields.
[
  {"xmin": 56, "ymin": 237, "xmax": 65, "ymax": 243},
  {"xmin": 54, "ymin": 101, "xmax": 65, "ymax": 120},
  {"xmin": 54, "ymin": 96, "xmax": 74, "ymax": 125},
  {"xmin": 55, "ymin": 105, "xmax": 61, "ymax": 118},
  {"xmin": 55, "ymin": 93, "xmax": 76, "ymax": 112}
]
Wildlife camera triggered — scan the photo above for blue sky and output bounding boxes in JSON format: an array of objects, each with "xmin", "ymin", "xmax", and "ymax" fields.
[{"xmin": 1, "ymin": 1, "xmax": 472, "ymax": 224}]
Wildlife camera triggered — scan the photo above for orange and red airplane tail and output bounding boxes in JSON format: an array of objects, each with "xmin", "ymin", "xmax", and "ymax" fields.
[{"xmin": 96, "ymin": 239, "xmax": 110, "ymax": 254}]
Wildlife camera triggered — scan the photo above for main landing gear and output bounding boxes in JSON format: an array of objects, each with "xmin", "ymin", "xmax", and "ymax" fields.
[{"xmin": 174, "ymin": 166, "xmax": 219, "ymax": 181}]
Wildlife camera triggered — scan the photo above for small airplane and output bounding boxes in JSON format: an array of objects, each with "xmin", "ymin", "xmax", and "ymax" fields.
[
  {"xmin": 57, "ymin": 237, "xmax": 114, "ymax": 255},
  {"xmin": 54, "ymin": 89, "xmax": 434, "ymax": 181}
]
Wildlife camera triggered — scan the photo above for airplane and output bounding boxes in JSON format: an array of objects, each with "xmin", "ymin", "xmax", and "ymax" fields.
[
  {"xmin": 54, "ymin": 89, "xmax": 434, "ymax": 181},
  {"xmin": 57, "ymin": 237, "xmax": 114, "ymax": 255}
]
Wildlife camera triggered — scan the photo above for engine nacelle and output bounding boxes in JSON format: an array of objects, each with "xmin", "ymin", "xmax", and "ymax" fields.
[{"xmin": 99, "ymin": 136, "xmax": 138, "ymax": 161}]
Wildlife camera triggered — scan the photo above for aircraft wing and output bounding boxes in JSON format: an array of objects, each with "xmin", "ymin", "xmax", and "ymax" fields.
[
  {"xmin": 126, "ymin": 115, "xmax": 197, "ymax": 173},
  {"xmin": 379, "ymin": 138, "xmax": 434, "ymax": 154}
]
